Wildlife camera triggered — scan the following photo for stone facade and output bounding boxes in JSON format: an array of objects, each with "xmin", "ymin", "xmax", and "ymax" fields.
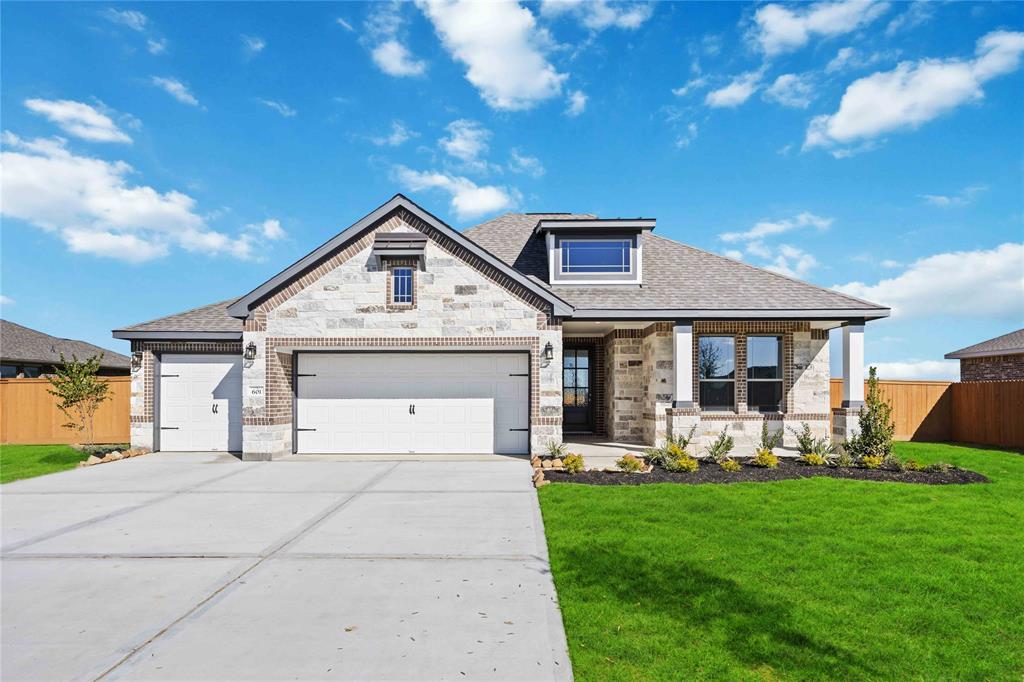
[
  {"xmin": 604, "ymin": 330, "xmax": 644, "ymax": 442},
  {"xmin": 641, "ymin": 324, "xmax": 673, "ymax": 445},
  {"xmin": 960, "ymin": 354, "xmax": 1024, "ymax": 381}
]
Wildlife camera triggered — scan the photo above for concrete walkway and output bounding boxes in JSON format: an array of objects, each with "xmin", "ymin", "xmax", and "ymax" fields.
[{"xmin": 1, "ymin": 453, "xmax": 572, "ymax": 681}]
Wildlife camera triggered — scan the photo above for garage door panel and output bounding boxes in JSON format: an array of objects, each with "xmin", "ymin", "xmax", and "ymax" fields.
[
  {"xmin": 159, "ymin": 355, "xmax": 242, "ymax": 452},
  {"xmin": 295, "ymin": 353, "xmax": 528, "ymax": 455}
]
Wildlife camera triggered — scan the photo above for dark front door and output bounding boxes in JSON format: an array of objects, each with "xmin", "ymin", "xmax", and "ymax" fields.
[{"xmin": 563, "ymin": 348, "xmax": 592, "ymax": 432}]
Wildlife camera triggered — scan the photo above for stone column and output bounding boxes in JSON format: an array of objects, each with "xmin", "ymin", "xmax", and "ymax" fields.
[{"xmin": 672, "ymin": 322, "xmax": 694, "ymax": 408}]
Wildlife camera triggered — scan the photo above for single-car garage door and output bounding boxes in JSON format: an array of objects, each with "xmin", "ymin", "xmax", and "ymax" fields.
[
  {"xmin": 296, "ymin": 352, "xmax": 529, "ymax": 454},
  {"xmin": 159, "ymin": 354, "xmax": 242, "ymax": 452}
]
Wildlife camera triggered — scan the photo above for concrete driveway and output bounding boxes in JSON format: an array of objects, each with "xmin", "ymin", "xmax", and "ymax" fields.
[{"xmin": 1, "ymin": 453, "xmax": 571, "ymax": 681}]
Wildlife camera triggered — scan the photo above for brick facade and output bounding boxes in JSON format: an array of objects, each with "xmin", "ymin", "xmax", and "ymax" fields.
[{"xmin": 960, "ymin": 354, "xmax": 1024, "ymax": 381}]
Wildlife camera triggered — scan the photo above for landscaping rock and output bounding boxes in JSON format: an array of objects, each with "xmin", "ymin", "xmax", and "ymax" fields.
[
  {"xmin": 551, "ymin": 458, "xmax": 563, "ymax": 468},
  {"xmin": 541, "ymin": 460, "xmax": 552, "ymax": 469},
  {"xmin": 104, "ymin": 451, "xmax": 123, "ymax": 461},
  {"xmin": 86, "ymin": 455, "xmax": 102, "ymax": 465}
]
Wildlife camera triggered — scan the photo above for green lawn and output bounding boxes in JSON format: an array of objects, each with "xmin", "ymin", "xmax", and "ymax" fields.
[
  {"xmin": 0, "ymin": 444, "xmax": 93, "ymax": 483},
  {"xmin": 539, "ymin": 442, "xmax": 1024, "ymax": 681}
]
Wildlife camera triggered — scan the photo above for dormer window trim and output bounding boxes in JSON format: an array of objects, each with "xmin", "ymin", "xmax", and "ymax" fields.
[{"xmin": 538, "ymin": 217, "xmax": 653, "ymax": 287}]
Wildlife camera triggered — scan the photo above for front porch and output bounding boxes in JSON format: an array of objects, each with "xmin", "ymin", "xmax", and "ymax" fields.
[{"xmin": 557, "ymin": 318, "xmax": 867, "ymax": 458}]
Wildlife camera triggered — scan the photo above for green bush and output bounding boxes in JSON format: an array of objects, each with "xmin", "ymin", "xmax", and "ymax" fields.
[
  {"xmin": 845, "ymin": 367, "xmax": 896, "ymax": 460},
  {"xmin": 704, "ymin": 427, "xmax": 734, "ymax": 463},
  {"xmin": 546, "ymin": 440, "xmax": 567, "ymax": 458},
  {"xmin": 788, "ymin": 422, "xmax": 816, "ymax": 455},
  {"xmin": 749, "ymin": 449, "xmax": 779, "ymax": 468},
  {"xmin": 645, "ymin": 425, "xmax": 697, "ymax": 467},
  {"xmin": 757, "ymin": 421, "xmax": 783, "ymax": 453},
  {"xmin": 928, "ymin": 461, "xmax": 953, "ymax": 473},
  {"xmin": 831, "ymin": 450, "xmax": 855, "ymax": 468},
  {"xmin": 616, "ymin": 454, "xmax": 645, "ymax": 473},
  {"xmin": 860, "ymin": 454, "xmax": 885, "ymax": 469},
  {"xmin": 563, "ymin": 453, "xmax": 585, "ymax": 474},
  {"xmin": 719, "ymin": 458, "xmax": 742, "ymax": 472},
  {"xmin": 664, "ymin": 454, "xmax": 699, "ymax": 473},
  {"xmin": 799, "ymin": 453, "xmax": 828, "ymax": 466}
]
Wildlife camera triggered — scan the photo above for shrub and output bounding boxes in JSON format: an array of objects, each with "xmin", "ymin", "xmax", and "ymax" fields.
[
  {"xmin": 616, "ymin": 454, "xmax": 645, "ymax": 473},
  {"xmin": 563, "ymin": 453, "xmax": 585, "ymax": 474},
  {"xmin": 666, "ymin": 424, "xmax": 697, "ymax": 452},
  {"xmin": 860, "ymin": 455, "xmax": 885, "ymax": 469},
  {"xmin": 719, "ymin": 458, "xmax": 742, "ymax": 472},
  {"xmin": 888, "ymin": 456, "xmax": 923, "ymax": 472},
  {"xmin": 788, "ymin": 422, "xmax": 816, "ymax": 455},
  {"xmin": 749, "ymin": 449, "xmax": 779, "ymax": 468},
  {"xmin": 845, "ymin": 367, "xmax": 896, "ymax": 460},
  {"xmin": 809, "ymin": 436, "xmax": 836, "ymax": 459},
  {"xmin": 646, "ymin": 425, "xmax": 697, "ymax": 467},
  {"xmin": 704, "ymin": 427, "xmax": 734, "ymax": 463},
  {"xmin": 799, "ymin": 453, "xmax": 828, "ymax": 466},
  {"xmin": 831, "ymin": 450, "xmax": 855, "ymax": 468},
  {"xmin": 928, "ymin": 461, "xmax": 953, "ymax": 473},
  {"xmin": 545, "ymin": 440, "xmax": 567, "ymax": 458},
  {"xmin": 757, "ymin": 421, "xmax": 783, "ymax": 453},
  {"xmin": 664, "ymin": 454, "xmax": 699, "ymax": 473}
]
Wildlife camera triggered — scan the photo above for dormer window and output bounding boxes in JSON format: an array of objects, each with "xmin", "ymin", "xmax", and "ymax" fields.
[{"xmin": 561, "ymin": 238, "xmax": 632, "ymax": 275}]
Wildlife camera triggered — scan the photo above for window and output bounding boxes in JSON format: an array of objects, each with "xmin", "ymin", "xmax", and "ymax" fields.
[
  {"xmin": 392, "ymin": 267, "xmax": 413, "ymax": 304},
  {"xmin": 698, "ymin": 336, "xmax": 735, "ymax": 409},
  {"xmin": 562, "ymin": 349, "xmax": 590, "ymax": 408},
  {"xmin": 0, "ymin": 364, "xmax": 16, "ymax": 378},
  {"xmin": 560, "ymin": 239, "xmax": 631, "ymax": 274},
  {"xmin": 747, "ymin": 336, "xmax": 782, "ymax": 411}
]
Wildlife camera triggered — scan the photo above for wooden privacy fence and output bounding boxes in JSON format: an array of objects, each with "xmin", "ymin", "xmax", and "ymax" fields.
[
  {"xmin": 0, "ymin": 377, "xmax": 130, "ymax": 445},
  {"xmin": 829, "ymin": 378, "xmax": 1024, "ymax": 448}
]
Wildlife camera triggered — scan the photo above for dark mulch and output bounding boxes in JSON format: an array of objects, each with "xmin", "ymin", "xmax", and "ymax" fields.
[{"xmin": 544, "ymin": 458, "xmax": 988, "ymax": 486}]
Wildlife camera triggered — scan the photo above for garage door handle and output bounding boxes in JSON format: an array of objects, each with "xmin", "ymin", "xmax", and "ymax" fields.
[
  {"xmin": 409, "ymin": 404, "xmax": 416, "ymax": 415},
  {"xmin": 296, "ymin": 428, "xmax": 317, "ymax": 432},
  {"xmin": 509, "ymin": 428, "xmax": 529, "ymax": 432},
  {"xmin": 160, "ymin": 374, "xmax": 179, "ymax": 378},
  {"xmin": 212, "ymin": 404, "xmax": 218, "ymax": 414},
  {"xmin": 160, "ymin": 427, "xmax": 179, "ymax": 430}
]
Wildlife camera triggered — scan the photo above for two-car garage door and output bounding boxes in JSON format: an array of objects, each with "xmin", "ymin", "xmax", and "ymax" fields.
[{"xmin": 296, "ymin": 353, "xmax": 530, "ymax": 455}]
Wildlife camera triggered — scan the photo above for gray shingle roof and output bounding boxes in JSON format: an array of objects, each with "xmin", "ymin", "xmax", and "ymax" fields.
[
  {"xmin": 1, "ymin": 320, "xmax": 130, "ymax": 368},
  {"xmin": 466, "ymin": 215, "xmax": 887, "ymax": 313},
  {"xmin": 115, "ymin": 299, "xmax": 241, "ymax": 333},
  {"xmin": 945, "ymin": 328, "xmax": 1024, "ymax": 359}
]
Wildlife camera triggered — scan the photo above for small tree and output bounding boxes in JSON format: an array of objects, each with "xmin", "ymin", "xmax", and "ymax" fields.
[
  {"xmin": 845, "ymin": 366, "xmax": 895, "ymax": 459},
  {"xmin": 46, "ymin": 353, "xmax": 110, "ymax": 447}
]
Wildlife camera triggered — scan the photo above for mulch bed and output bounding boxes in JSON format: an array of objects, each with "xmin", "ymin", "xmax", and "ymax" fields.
[{"xmin": 543, "ymin": 458, "xmax": 988, "ymax": 486}]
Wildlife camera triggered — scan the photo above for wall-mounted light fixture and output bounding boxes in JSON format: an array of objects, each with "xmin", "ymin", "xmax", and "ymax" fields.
[
  {"xmin": 543, "ymin": 342, "xmax": 554, "ymax": 361},
  {"xmin": 131, "ymin": 351, "xmax": 143, "ymax": 371},
  {"xmin": 244, "ymin": 342, "xmax": 257, "ymax": 361}
]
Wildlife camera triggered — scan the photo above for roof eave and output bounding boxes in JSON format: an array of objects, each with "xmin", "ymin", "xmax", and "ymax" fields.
[
  {"xmin": 112, "ymin": 330, "xmax": 243, "ymax": 341},
  {"xmin": 944, "ymin": 348, "xmax": 1024, "ymax": 360},
  {"xmin": 567, "ymin": 307, "xmax": 890, "ymax": 321}
]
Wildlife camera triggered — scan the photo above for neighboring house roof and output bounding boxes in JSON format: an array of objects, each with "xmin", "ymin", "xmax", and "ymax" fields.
[
  {"xmin": 113, "ymin": 197, "xmax": 889, "ymax": 338},
  {"xmin": 466, "ymin": 216, "xmax": 888, "ymax": 318},
  {"xmin": 1, "ymin": 320, "xmax": 130, "ymax": 368},
  {"xmin": 945, "ymin": 328, "xmax": 1024, "ymax": 360}
]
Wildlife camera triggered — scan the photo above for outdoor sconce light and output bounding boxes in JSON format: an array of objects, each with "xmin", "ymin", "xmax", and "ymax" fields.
[
  {"xmin": 543, "ymin": 342, "xmax": 554, "ymax": 361},
  {"xmin": 131, "ymin": 351, "xmax": 143, "ymax": 371},
  {"xmin": 244, "ymin": 342, "xmax": 258, "ymax": 361}
]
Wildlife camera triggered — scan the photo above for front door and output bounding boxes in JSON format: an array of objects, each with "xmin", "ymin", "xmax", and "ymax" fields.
[{"xmin": 562, "ymin": 348, "xmax": 592, "ymax": 432}]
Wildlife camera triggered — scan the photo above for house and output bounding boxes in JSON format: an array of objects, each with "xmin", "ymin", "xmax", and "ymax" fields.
[
  {"xmin": 112, "ymin": 194, "xmax": 889, "ymax": 459},
  {"xmin": 1, "ymin": 319, "xmax": 131, "ymax": 378},
  {"xmin": 945, "ymin": 329, "xmax": 1024, "ymax": 381}
]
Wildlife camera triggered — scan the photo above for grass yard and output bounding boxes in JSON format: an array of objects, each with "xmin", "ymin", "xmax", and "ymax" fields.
[
  {"xmin": 0, "ymin": 444, "xmax": 94, "ymax": 483},
  {"xmin": 539, "ymin": 442, "xmax": 1024, "ymax": 680}
]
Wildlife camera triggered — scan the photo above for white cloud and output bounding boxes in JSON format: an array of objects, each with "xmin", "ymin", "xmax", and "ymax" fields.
[
  {"xmin": 867, "ymin": 360, "xmax": 959, "ymax": 381},
  {"xmin": 372, "ymin": 40, "xmax": 428, "ymax": 77},
  {"xmin": 258, "ymin": 99, "xmax": 297, "ymax": 117},
  {"xmin": 749, "ymin": 0, "xmax": 890, "ymax": 56},
  {"xmin": 539, "ymin": 0, "xmax": 654, "ymax": 31},
  {"xmin": 392, "ymin": 165, "xmax": 518, "ymax": 220},
  {"xmin": 805, "ymin": 30, "xmax": 1024, "ymax": 152},
  {"xmin": 880, "ymin": 259, "xmax": 902, "ymax": 268},
  {"xmin": 705, "ymin": 70, "xmax": 763, "ymax": 108},
  {"xmin": 675, "ymin": 122, "xmax": 699, "ymax": 148},
  {"xmin": 439, "ymin": 119, "xmax": 490, "ymax": 161},
  {"xmin": 508, "ymin": 149, "xmax": 545, "ymax": 178},
  {"xmin": 24, "ymin": 99, "xmax": 132, "ymax": 144},
  {"xmin": 147, "ymin": 38, "xmax": 168, "ymax": 55},
  {"xmin": 0, "ymin": 133, "xmax": 273, "ymax": 263},
  {"xmin": 565, "ymin": 90, "xmax": 587, "ymax": 116},
  {"xmin": 833, "ymin": 243, "xmax": 1024, "ymax": 319},
  {"xmin": 723, "ymin": 249, "xmax": 744, "ymax": 261},
  {"xmin": 248, "ymin": 218, "xmax": 285, "ymax": 240},
  {"xmin": 763, "ymin": 73, "xmax": 814, "ymax": 108},
  {"xmin": 825, "ymin": 46, "xmax": 896, "ymax": 73},
  {"xmin": 371, "ymin": 120, "xmax": 417, "ymax": 147},
  {"xmin": 0, "ymin": 295, "xmax": 14, "ymax": 306},
  {"xmin": 364, "ymin": 3, "xmax": 428, "ymax": 77},
  {"xmin": 826, "ymin": 47, "xmax": 857, "ymax": 73},
  {"xmin": 102, "ymin": 8, "xmax": 148, "ymax": 32},
  {"xmin": 765, "ymin": 244, "xmax": 819, "ymax": 278},
  {"xmin": 671, "ymin": 76, "xmax": 707, "ymax": 97},
  {"xmin": 885, "ymin": 0, "xmax": 935, "ymax": 37},
  {"xmin": 151, "ymin": 76, "xmax": 201, "ymax": 107},
  {"xmin": 920, "ymin": 185, "xmax": 987, "ymax": 208},
  {"xmin": 417, "ymin": 0, "xmax": 567, "ymax": 111},
  {"xmin": 336, "ymin": 17, "xmax": 355, "ymax": 32},
  {"xmin": 720, "ymin": 211, "xmax": 832, "ymax": 243},
  {"xmin": 242, "ymin": 34, "xmax": 266, "ymax": 57}
]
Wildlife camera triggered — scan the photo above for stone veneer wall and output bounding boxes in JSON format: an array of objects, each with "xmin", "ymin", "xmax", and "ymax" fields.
[
  {"xmin": 128, "ymin": 339, "xmax": 243, "ymax": 451},
  {"xmin": 240, "ymin": 209, "xmax": 562, "ymax": 459},
  {"xmin": 604, "ymin": 329, "xmax": 645, "ymax": 442},
  {"xmin": 960, "ymin": 354, "xmax": 1024, "ymax": 381},
  {"xmin": 641, "ymin": 323, "xmax": 674, "ymax": 446}
]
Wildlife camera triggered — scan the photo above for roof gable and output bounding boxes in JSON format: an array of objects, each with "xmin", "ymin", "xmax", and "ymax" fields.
[{"xmin": 946, "ymin": 328, "xmax": 1024, "ymax": 359}]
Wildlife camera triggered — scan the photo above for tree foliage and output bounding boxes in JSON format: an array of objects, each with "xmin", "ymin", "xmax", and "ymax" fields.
[
  {"xmin": 845, "ymin": 366, "xmax": 895, "ymax": 459},
  {"xmin": 46, "ymin": 353, "xmax": 110, "ymax": 446}
]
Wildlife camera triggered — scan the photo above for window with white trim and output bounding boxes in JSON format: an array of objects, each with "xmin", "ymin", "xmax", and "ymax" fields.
[
  {"xmin": 560, "ymin": 239, "xmax": 632, "ymax": 274},
  {"xmin": 747, "ymin": 335, "xmax": 783, "ymax": 412},
  {"xmin": 392, "ymin": 267, "xmax": 413, "ymax": 304}
]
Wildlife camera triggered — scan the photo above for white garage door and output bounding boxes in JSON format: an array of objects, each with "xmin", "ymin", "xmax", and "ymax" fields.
[
  {"xmin": 159, "ymin": 354, "xmax": 242, "ymax": 452},
  {"xmin": 296, "ymin": 353, "xmax": 529, "ymax": 454}
]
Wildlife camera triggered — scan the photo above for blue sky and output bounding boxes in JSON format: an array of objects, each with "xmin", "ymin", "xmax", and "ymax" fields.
[{"xmin": 2, "ymin": 1, "xmax": 1022, "ymax": 379}]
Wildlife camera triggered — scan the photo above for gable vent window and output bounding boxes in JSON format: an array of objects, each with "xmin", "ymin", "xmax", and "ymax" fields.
[
  {"xmin": 560, "ymin": 239, "xmax": 632, "ymax": 274},
  {"xmin": 392, "ymin": 267, "xmax": 413, "ymax": 304}
]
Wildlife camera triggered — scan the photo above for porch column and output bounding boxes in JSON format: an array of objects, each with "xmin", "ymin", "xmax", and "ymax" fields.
[
  {"xmin": 842, "ymin": 321, "xmax": 865, "ymax": 408},
  {"xmin": 673, "ymin": 321, "xmax": 694, "ymax": 408}
]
